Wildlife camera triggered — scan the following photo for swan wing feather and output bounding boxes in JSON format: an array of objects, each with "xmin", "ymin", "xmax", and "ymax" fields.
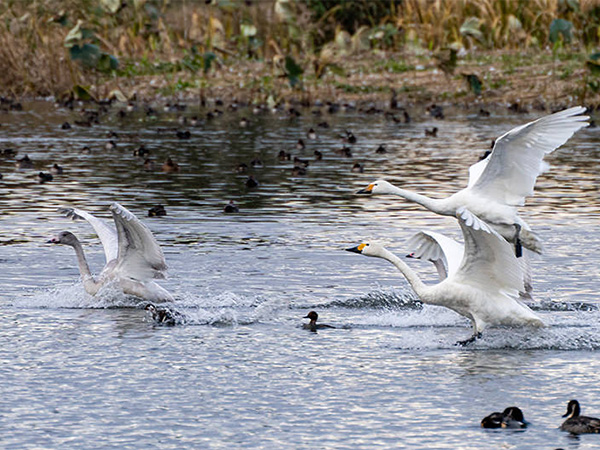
[
  {"xmin": 468, "ymin": 106, "xmax": 588, "ymax": 205},
  {"xmin": 110, "ymin": 203, "xmax": 168, "ymax": 280},
  {"xmin": 453, "ymin": 208, "xmax": 524, "ymax": 295},
  {"xmin": 59, "ymin": 207, "xmax": 118, "ymax": 263},
  {"xmin": 406, "ymin": 230, "xmax": 463, "ymax": 277}
]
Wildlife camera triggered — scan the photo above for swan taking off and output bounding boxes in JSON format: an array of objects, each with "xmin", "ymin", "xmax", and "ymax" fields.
[
  {"xmin": 48, "ymin": 203, "xmax": 174, "ymax": 303},
  {"xmin": 358, "ymin": 106, "xmax": 589, "ymax": 256},
  {"xmin": 346, "ymin": 209, "xmax": 544, "ymax": 345}
]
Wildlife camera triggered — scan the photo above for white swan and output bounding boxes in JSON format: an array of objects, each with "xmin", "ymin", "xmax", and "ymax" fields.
[
  {"xmin": 407, "ymin": 229, "xmax": 534, "ymax": 298},
  {"xmin": 358, "ymin": 106, "xmax": 589, "ymax": 255},
  {"xmin": 346, "ymin": 209, "xmax": 544, "ymax": 345},
  {"xmin": 406, "ymin": 230, "xmax": 463, "ymax": 280},
  {"xmin": 48, "ymin": 203, "xmax": 174, "ymax": 303}
]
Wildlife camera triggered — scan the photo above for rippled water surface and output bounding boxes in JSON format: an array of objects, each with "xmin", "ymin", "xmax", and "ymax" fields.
[{"xmin": 1, "ymin": 102, "xmax": 600, "ymax": 449}]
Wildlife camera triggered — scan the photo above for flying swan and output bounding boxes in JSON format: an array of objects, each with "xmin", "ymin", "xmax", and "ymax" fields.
[
  {"xmin": 346, "ymin": 209, "xmax": 544, "ymax": 345},
  {"xmin": 358, "ymin": 106, "xmax": 589, "ymax": 256},
  {"xmin": 48, "ymin": 203, "xmax": 174, "ymax": 302}
]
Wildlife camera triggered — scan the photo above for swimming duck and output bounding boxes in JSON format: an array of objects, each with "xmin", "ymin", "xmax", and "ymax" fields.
[
  {"xmin": 291, "ymin": 166, "xmax": 307, "ymax": 176},
  {"xmin": 343, "ymin": 130, "xmax": 357, "ymax": 144},
  {"xmin": 105, "ymin": 140, "xmax": 117, "ymax": 150},
  {"xmin": 239, "ymin": 117, "xmax": 249, "ymax": 127},
  {"xmin": 302, "ymin": 311, "xmax": 336, "ymax": 332},
  {"xmin": 427, "ymin": 104, "xmax": 444, "ymax": 119},
  {"xmin": 236, "ymin": 163, "xmax": 249, "ymax": 173},
  {"xmin": 481, "ymin": 406, "xmax": 527, "ymax": 429},
  {"xmin": 376, "ymin": 144, "xmax": 387, "ymax": 154},
  {"xmin": 425, "ymin": 127, "xmax": 438, "ymax": 137},
  {"xmin": 148, "ymin": 205, "xmax": 167, "ymax": 217},
  {"xmin": 224, "ymin": 200, "xmax": 239, "ymax": 213},
  {"xmin": 296, "ymin": 139, "xmax": 306, "ymax": 150},
  {"xmin": 162, "ymin": 157, "xmax": 180, "ymax": 173},
  {"xmin": 145, "ymin": 304, "xmax": 181, "ymax": 326},
  {"xmin": 15, "ymin": 154, "xmax": 34, "ymax": 169},
  {"xmin": 560, "ymin": 400, "xmax": 600, "ymax": 434},
  {"xmin": 317, "ymin": 121, "xmax": 330, "ymax": 128},
  {"xmin": 176, "ymin": 129, "xmax": 191, "ymax": 139},
  {"xmin": 245, "ymin": 175, "xmax": 259, "ymax": 188},
  {"xmin": 143, "ymin": 158, "xmax": 155, "ymax": 171},
  {"xmin": 307, "ymin": 128, "xmax": 317, "ymax": 140},
  {"xmin": 351, "ymin": 162, "xmax": 364, "ymax": 173},
  {"xmin": 251, "ymin": 158, "xmax": 263, "ymax": 168},
  {"xmin": 37, "ymin": 172, "xmax": 53, "ymax": 183},
  {"xmin": 61, "ymin": 122, "xmax": 71, "ymax": 130},
  {"xmin": 293, "ymin": 157, "xmax": 309, "ymax": 168},
  {"xmin": 50, "ymin": 163, "xmax": 64, "ymax": 175},
  {"xmin": 133, "ymin": 145, "xmax": 150, "ymax": 158},
  {"xmin": 278, "ymin": 150, "xmax": 291, "ymax": 161},
  {"xmin": 314, "ymin": 150, "xmax": 323, "ymax": 161},
  {"xmin": 335, "ymin": 146, "xmax": 352, "ymax": 157}
]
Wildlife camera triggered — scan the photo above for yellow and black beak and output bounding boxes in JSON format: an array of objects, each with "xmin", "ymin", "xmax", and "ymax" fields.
[
  {"xmin": 356, "ymin": 183, "xmax": 374, "ymax": 195},
  {"xmin": 345, "ymin": 243, "xmax": 366, "ymax": 254}
]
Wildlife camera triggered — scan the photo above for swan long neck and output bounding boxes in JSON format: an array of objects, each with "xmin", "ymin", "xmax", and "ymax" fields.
[
  {"xmin": 384, "ymin": 186, "xmax": 444, "ymax": 213},
  {"xmin": 69, "ymin": 239, "xmax": 100, "ymax": 295},
  {"xmin": 379, "ymin": 248, "xmax": 426, "ymax": 295}
]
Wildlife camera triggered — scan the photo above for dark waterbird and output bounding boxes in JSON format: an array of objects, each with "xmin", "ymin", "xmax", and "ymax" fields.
[
  {"xmin": 302, "ymin": 311, "xmax": 336, "ymax": 332},
  {"xmin": 146, "ymin": 304, "xmax": 182, "ymax": 326},
  {"xmin": 224, "ymin": 200, "xmax": 239, "ymax": 213},
  {"xmin": 148, "ymin": 205, "xmax": 167, "ymax": 217},
  {"xmin": 481, "ymin": 407, "xmax": 527, "ymax": 429},
  {"xmin": 560, "ymin": 400, "xmax": 600, "ymax": 434}
]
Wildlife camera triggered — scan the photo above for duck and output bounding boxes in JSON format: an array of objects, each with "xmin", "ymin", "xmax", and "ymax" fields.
[
  {"xmin": 307, "ymin": 128, "xmax": 317, "ymax": 140},
  {"xmin": 317, "ymin": 121, "xmax": 330, "ymax": 128},
  {"xmin": 15, "ymin": 154, "xmax": 34, "ymax": 169},
  {"xmin": 336, "ymin": 146, "xmax": 352, "ymax": 157},
  {"xmin": 357, "ymin": 107, "xmax": 588, "ymax": 257},
  {"xmin": 50, "ymin": 163, "xmax": 64, "ymax": 175},
  {"xmin": 48, "ymin": 203, "xmax": 174, "ymax": 303},
  {"xmin": 302, "ymin": 311, "xmax": 336, "ymax": 332},
  {"xmin": 61, "ymin": 122, "xmax": 71, "ymax": 130},
  {"xmin": 105, "ymin": 140, "xmax": 117, "ymax": 150},
  {"xmin": 176, "ymin": 129, "xmax": 191, "ymax": 139},
  {"xmin": 351, "ymin": 162, "xmax": 364, "ymax": 173},
  {"xmin": 346, "ymin": 208, "xmax": 544, "ymax": 345},
  {"xmin": 133, "ymin": 145, "xmax": 150, "ymax": 158},
  {"xmin": 291, "ymin": 166, "xmax": 307, "ymax": 176},
  {"xmin": 143, "ymin": 158, "xmax": 155, "ymax": 171},
  {"xmin": 343, "ymin": 130, "xmax": 357, "ymax": 144},
  {"xmin": 224, "ymin": 200, "xmax": 239, "ymax": 213},
  {"xmin": 37, "ymin": 172, "xmax": 53, "ymax": 183},
  {"xmin": 296, "ymin": 139, "xmax": 306, "ymax": 150},
  {"xmin": 560, "ymin": 400, "xmax": 600, "ymax": 434},
  {"xmin": 245, "ymin": 175, "xmax": 259, "ymax": 188},
  {"xmin": 278, "ymin": 150, "xmax": 291, "ymax": 161},
  {"xmin": 314, "ymin": 150, "xmax": 323, "ymax": 161},
  {"xmin": 148, "ymin": 205, "xmax": 167, "ymax": 217},
  {"xmin": 481, "ymin": 407, "xmax": 527, "ymax": 429},
  {"xmin": 425, "ymin": 127, "xmax": 438, "ymax": 137},
  {"xmin": 236, "ymin": 162, "xmax": 249, "ymax": 173},
  {"xmin": 162, "ymin": 157, "xmax": 180, "ymax": 173},
  {"xmin": 376, "ymin": 144, "xmax": 387, "ymax": 154},
  {"xmin": 239, "ymin": 117, "xmax": 249, "ymax": 127},
  {"xmin": 145, "ymin": 303, "xmax": 181, "ymax": 325},
  {"xmin": 251, "ymin": 158, "xmax": 263, "ymax": 168},
  {"xmin": 293, "ymin": 157, "xmax": 309, "ymax": 168},
  {"xmin": 427, "ymin": 104, "xmax": 444, "ymax": 119}
]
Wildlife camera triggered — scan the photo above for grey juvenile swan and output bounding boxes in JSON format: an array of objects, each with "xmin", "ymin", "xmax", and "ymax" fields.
[
  {"xmin": 358, "ymin": 107, "xmax": 589, "ymax": 256},
  {"xmin": 48, "ymin": 203, "xmax": 174, "ymax": 302}
]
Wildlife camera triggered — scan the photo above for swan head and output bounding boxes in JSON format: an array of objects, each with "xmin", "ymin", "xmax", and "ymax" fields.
[
  {"xmin": 356, "ymin": 180, "xmax": 394, "ymax": 195},
  {"xmin": 563, "ymin": 400, "xmax": 581, "ymax": 418},
  {"xmin": 47, "ymin": 231, "xmax": 79, "ymax": 246},
  {"xmin": 345, "ymin": 242, "xmax": 386, "ymax": 257}
]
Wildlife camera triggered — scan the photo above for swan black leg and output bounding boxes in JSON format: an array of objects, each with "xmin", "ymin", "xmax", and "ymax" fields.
[
  {"xmin": 455, "ymin": 332, "xmax": 482, "ymax": 347},
  {"xmin": 514, "ymin": 224, "xmax": 523, "ymax": 258}
]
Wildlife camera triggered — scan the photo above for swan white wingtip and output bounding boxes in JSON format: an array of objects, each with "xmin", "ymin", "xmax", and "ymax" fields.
[
  {"xmin": 110, "ymin": 202, "xmax": 135, "ymax": 221},
  {"xmin": 58, "ymin": 207, "xmax": 84, "ymax": 221}
]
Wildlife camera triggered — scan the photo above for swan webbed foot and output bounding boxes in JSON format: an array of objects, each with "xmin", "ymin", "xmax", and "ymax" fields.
[
  {"xmin": 514, "ymin": 224, "xmax": 523, "ymax": 258},
  {"xmin": 455, "ymin": 332, "xmax": 482, "ymax": 347}
]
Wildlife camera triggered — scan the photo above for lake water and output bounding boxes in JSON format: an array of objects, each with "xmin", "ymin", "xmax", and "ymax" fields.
[{"xmin": 1, "ymin": 101, "xmax": 600, "ymax": 449}]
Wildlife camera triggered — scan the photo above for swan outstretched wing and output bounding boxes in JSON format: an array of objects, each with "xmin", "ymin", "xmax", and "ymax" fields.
[
  {"xmin": 59, "ymin": 207, "xmax": 118, "ymax": 263},
  {"xmin": 406, "ymin": 230, "xmax": 463, "ymax": 278},
  {"xmin": 468, "ymin": 106, "xmax": 588, "ymax": 206},
  {"xmin": 110, "ymin": 203, "xmax": 168, "ymax": 280},
  {"xmin": 453, "ymin": 209, "xmax": 524, "ymax": 295}
]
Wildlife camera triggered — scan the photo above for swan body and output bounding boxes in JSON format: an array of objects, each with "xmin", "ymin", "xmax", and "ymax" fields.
[
  {"xmin": 49, "ymin": 203, "xmax": 174, "ymax": 303},
  {"xmin": 358, "ymin": 107, "xmax": 589, "ymax": 254},
  {"xmin": 346, "ymin": 209, "xmax": 544, "ymax": 344}
]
